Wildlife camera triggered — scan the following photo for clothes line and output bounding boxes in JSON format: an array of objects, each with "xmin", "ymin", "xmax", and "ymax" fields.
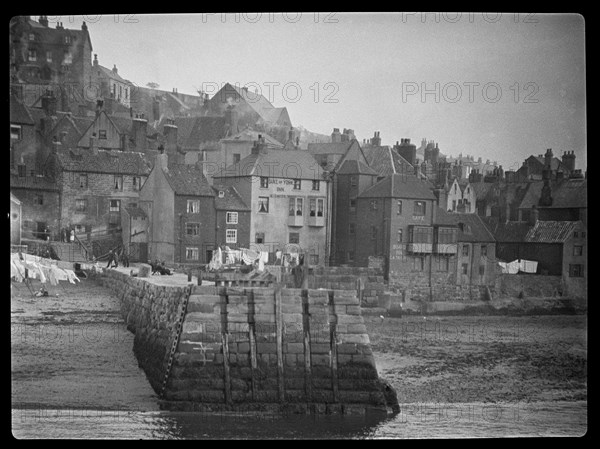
[{"xmin": 10, "ymin": 253, "xmax": 80, "ymax": 286}]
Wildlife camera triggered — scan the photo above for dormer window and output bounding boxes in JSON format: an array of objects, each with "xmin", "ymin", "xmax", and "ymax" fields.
[
  {"xmin": 218, "ymin": 191, "xmax": 225, "ymax": 198},
  {"xmin": 29, "ymin": 33, "xmax": 36, "ymax": 41},
  {"xmin": 64, "ymin": 35, "xmax": 72, "ymax": 44}
]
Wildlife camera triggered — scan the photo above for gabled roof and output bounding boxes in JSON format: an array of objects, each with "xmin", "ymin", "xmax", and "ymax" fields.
[
  {"xmin": 56, "ymin": 149, "xmax": 151, "ymax": 175},
  {"xmin": 336, "ymin": 159, "xmax": 378, "ymax": 176},
  {"xmin": 365, "ymin": 146, "xmax": 414, "ymax": 177},
  {"xmin": 212, "ymin": 185, "xmax": 250, "ymax": 211},
  {"xmin": 481, "ymin": 218, "xmax": 532, "ymax": 243},
  {"xmin": 358, "ymin": 174, "xmax": 436, "ymax": 200},
  {"xmin": 221, "ymin": 128, "xmax": 283, "ymax": 148},
  {"xmin": 307, "ymin": 141, "xmax": 354, "ymax": 155},
  {"xmin": 528, "ymin": 155, "xmax": 563, "ymax": 172},
  {"xmin": 525, "ymin": 220, "xmax": 581, "ymax": 243},
  {"xmin": 95, "ymin": 64, "xmax": 130, "ymax": 84},
  {"xmin": 539, "ymin": 178, "xmax": 587, "ymax": 209},
  {"xmin": 162, "ymin": 163, "xmax": 214, "ymax": 196},
  {"xmin": 224, "ymin": 83, "xmax": 281, "ymax": 124},
  {"xmin": 14, "ymin": 17, "xmax": 93, "ymax": 51},
  {"xmin": 471, "ymin": 182, "xmax": 494, "ymax": 200},
  {"xmin": 10, "ymin": 94, "xmax": 34, "ymax": 125},
  {"xmin": 124, "ymin": 205, "xmax": 147, "ymax": 218},
  {"xmin": 172, "ymin": 116, "xmax": 227, "ymax": 149},
  {"xmin": 214, "ymin": 149, "xmax": 324, "ymax": 180},
  {"xmin": 434, "ymin": 207, "xmax": 458, "ymax": 226}
]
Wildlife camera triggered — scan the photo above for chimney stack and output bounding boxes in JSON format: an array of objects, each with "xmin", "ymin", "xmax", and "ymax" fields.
[
  {"xmin": 39, "ymin": 15, "xmax": 48, "ymax": 27},
  {"xmin": 561, "ymin": 150, "xmax": 576, "ymax": 173},
  {"xmin": 224, "ymin": 105, "xmax": 239, "ymax": 135},
  {"xmin": 156, "ymin": 149, "xmax": 169, "ymax": 170},
  {"xmin": 41, "ymin": 91, "xmax": 57, "ymax": 116},
  {"xmin": 331, "ymin": 128, "xmax": 341, "ymax": 143},
  {"xmin": 544, "ymin": 148, "xmax": 553, "ymax": 169},
  {"xmin": 95, "ymin": 99, "xmax": 104, "ymax": 117},
  {"xmin": 132, "ymin": 116, "xmax": 148, "ymax": 152},
  {"xmin": 164, "ymin": 119, "xmax": 178, "ymax": 154}
]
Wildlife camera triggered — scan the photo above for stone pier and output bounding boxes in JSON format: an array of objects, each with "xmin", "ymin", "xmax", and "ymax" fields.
[{"xmin": 93, "ymin": 269, "xmax": 398, "ymax": 415}]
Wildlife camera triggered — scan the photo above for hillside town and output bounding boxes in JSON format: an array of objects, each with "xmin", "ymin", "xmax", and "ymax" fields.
[{"xmin": 10, "ymin": 15, "xmax": 587, "ymax": 302}]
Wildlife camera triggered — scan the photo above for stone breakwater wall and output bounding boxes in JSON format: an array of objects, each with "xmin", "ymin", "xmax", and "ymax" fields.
[{"xmin": 93, "ymin": 269, "xmax": 397, "ymax": 415}]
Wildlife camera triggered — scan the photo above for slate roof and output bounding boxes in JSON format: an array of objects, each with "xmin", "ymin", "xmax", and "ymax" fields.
[
  {"xmin": 10, "ymin": 94, "xmax": 34, "ymax": 125},
  {"xmin": 434, "ymin": 207, "xmax": 457, "ymax": 226},
  {"xmin": 225, "ymin": 83, "xmax": 280, "ymax": 124},
  {"xmin": 10, "ymin": 192, "xmax": 22, "ymax": 205},
  {"xmin": 212, "ymin": 185, "xmax": 250, "ymax": 211},
  {"xmin": 539, "ymin": 178, "xmax": 587, "ymax": 209},
  {"xmin": 525, "ymin": 220, "xmax": 580, "ymax": 243},
  {"xmin": 307, "ymin": 141, "xmax": 354, "ymax": 155},
  {"xmin": 358, "ymin": 174, "xmax": 436, "ymax": 200},
  {"xmin": 56, "ymin": 149, "xmax": 151, "ymax": 175},
  {"xmin": 214, "ymin": 149, "xmax": 324, "ymax": 180},
  {"xmin": 163, "ymin": 163, "xmax": 214, "ymax": 196},
  {"xmin": 173, "ymin": 116, "xmax": 227, "ymax": 149},
  {"xmin": 365, "ymin": 146, "xmax": 414, "ymax": 177},
  {"xmin": 434, "ymin": 210, "xmax": 495, "ymax": 242},
  {"xmin": 95, "ymin": 64, "xmax": 130, "ymax": 84},
  {"xmin": 10, "ymin": 173, "xmax": 60, "ymax": 191},
  {"xmin": 124, "ymin": 205, "xmax": 147, "ymax": 218},
  {"xmin": 336, "ymin": 159, "xmax": 378, "ymax": 176},
  {"xmin": 470, "ymin": 182, "xmax": 494, "ymax": 200},
  {"xmin": 221, "ymin": 129, "xmax": 283, "ymax": 148},
  {"xmin": 481, "ymin": 217, "xmax": 532, "ymax": 243}
]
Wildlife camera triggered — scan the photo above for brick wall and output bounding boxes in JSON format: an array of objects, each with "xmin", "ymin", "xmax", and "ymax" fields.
[{"xmin": 174, "ymin": 195, "xmax": 216, "ymax": 264}]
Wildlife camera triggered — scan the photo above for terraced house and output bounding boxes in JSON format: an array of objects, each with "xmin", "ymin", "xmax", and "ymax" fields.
[{"xmin": 213, "ymin": 138, "xmax": 329, "ymax": 264}]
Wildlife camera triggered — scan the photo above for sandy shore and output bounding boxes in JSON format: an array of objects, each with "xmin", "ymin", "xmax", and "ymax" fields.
[{"xmin": 11, "ymin": 277, "xmax": 587, "ymax": 411}]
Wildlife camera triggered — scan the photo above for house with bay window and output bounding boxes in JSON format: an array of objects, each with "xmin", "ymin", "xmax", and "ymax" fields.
[{"xmin": 212, "ymin": 138, "xmax": 329, "ymax": 264}]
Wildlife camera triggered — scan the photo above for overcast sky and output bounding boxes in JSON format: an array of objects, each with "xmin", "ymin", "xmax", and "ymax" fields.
[{"xmin": 57, "ymin": 12, "xmax": 585, "ymax": 170}]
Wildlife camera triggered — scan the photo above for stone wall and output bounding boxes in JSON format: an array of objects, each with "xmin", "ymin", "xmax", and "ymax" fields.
[
  {"xmin": 93, "ymin": 269, "xmax": 396, "ymax": 415},
  {"xmin": 494, "ymin": 274, "xmax": 564, "ymax": 299}
]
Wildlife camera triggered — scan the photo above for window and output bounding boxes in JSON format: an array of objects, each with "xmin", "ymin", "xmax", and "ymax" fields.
[
  {"xmin": 310, "ymin": 254, "xmax": 319, "ymax": 265},
  {"xmin": 349, "ymin": 223, "xmax": 356, "ymax": 235},
  {"xmin": 371, "ymin": 226, "xmax": 378, "ymax": 240},
  {"xmin": 75, "ymin": 199, "xmax": 87, "ymax": 212},
  {"xmin": 481, "ymin": 245, "xmax": 488, "ymax": 257},
  {"xmin": 187, "ymin": 200, "xmax": 200, "ymax": 213},
  {"xmin": 397, "ymin": 228, "xmax": 403, "ymax": 243},
  {"xmin": 454, "ymin": 184, "xmax": 458, "ymax": 194},
  {"xmin": 226, "ymin": 212, "xmax": 238, "ymax": 224},
  {"xmin": 79, "ymin": 174, "xmax": 88, "ymax": 188},
  {"xmin": 438, "ymin": 228, "xmax": 457, "ymax": 244},
  {"xmin": 114, "ymin": 175, "xmax": 123, "ymax": 190},
  {"xmin": 312, "ymin": 180, "xmax": 320, "ymax": 191},
  {"xmin": 349, "ymin": 198, "xmax": 356, "ymax": 211},
  {"xmin": 293, "ymin": 179, "xmax": 301, "ymax": 190},
  {"xmin": 462, "ymin": 245, "xmax": 469, "ymax": 256},
  {"xmin": 255, "ymin": 232, "xmax": 265, "ymax": 244},
  {"xmin": 317, "ymin": 198, "xmax": 324, "ymax": 217},
  {"xmin": 46, "ymin": 51, "xmax": 52, "ymax": 62},
  {"xmin": 573, "ymin": 232, "xmax": 578, "ymax": 238},
  {"xmin": 10, "ymin": 125, "xmax": 22, "ymax": 140},
  {"xmin": 370, "ymin": 200, "xmax": 378, "ymax": 211},
  {"xmin": 350, "ymin": 176, "xmax": 357, "ymax": 186},
  {"xmin": 64, "ymin": 35, "xmax": 72, "ymax": 44},
  {"xmin": 414, "ymin": 201, "xmax": 426, "ymax": 216},
  {"xmin": 462, "ymin": 263, "xmax": 469, "ymax": 275},
  {"xmin": 29, "ymin": 33, "xmax": 35, "ymax": 41},
  {"xmin": 119, "ymin": 85, "xmax": 122, "ymax": 99},
  {"xmin": 109, "ymin": 199, "xmax": 121, "ymax": 212},
  {"xmin": 289, "ymin": 197, "xmax": 303, "ymax": 216},
  {"xmin": 34, "ymin": 194, "xmax": 44, "ymax": 205},
  {"xmin": 226, "ymin": 229, "xmax": 237, "ymax": 244},
  {"xmin": 397, "ymin": 200, "xmax": 403, "ymax": 215},
  {"xmin": 125, "ymin": 88, "xmax": 128, "ymax": 100},
  {"xmin": 573, "ymin": 245, "xmax": 583, "ymax": 256},
  {"xmin": 98, "ymin": 130, "xmax": 107, "ymax": 139},
  {"xmin": 411, "ymin": 227, "xmax": 433, "ymax": 244},
  {"xmin": 201, "ymin": 150, "xmax": 207, "ymax": 162},
  {"xmin": 582, "ymin": 232, "xmax": 586, "ymax": 238},
  {"xmin": 17, "ymin": 164, "xmax": 26, "ymax": 178},
  {"xmin": 186, "ymin": 247, "xmax": 199, "ymax": 260},
  {"xmin": 132, "ymin": 177, "xmax": 139, "ymax": 191},
  {"xmin": 260, "ymin": 177, "xmax": 269, "ymax": 188},
  {"xmin": 569, "ymin": 264, "xmax": 584, "ymax": 278},
  {"xmin": 28, "ymin": 49, "xmax": 37, "ymax": 62},
  {"xmin": 186, "ymin": 223, "xmax": 200, "ymax": 236},
  {"xmin": 479, "ymin": 265, "xmax": 485, "ymax": 276},
  {"xmin": 347, "ymin": 251, "xmax": 355, "ymax": 262},
  {"xmin": 258, "ymin": 196, "xmax": 269, "ymax": 213},
  {"xmin": 289, "ymin": 233, "xmax": 300, "ymax": 244},
  {"xmin": 437, "ymin": 256, "xmax": 449, "ymax": 272},
  {"xmin": 413, "ymin": 256, "xmax": 424, "ymax": 271},
  {"xmin": 63, "ymin": 51, "xmax": 72, "ymax": 64},
  {"xmin": 233, "ymin": 153, "xmax": 241, "ymax": 164}
]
